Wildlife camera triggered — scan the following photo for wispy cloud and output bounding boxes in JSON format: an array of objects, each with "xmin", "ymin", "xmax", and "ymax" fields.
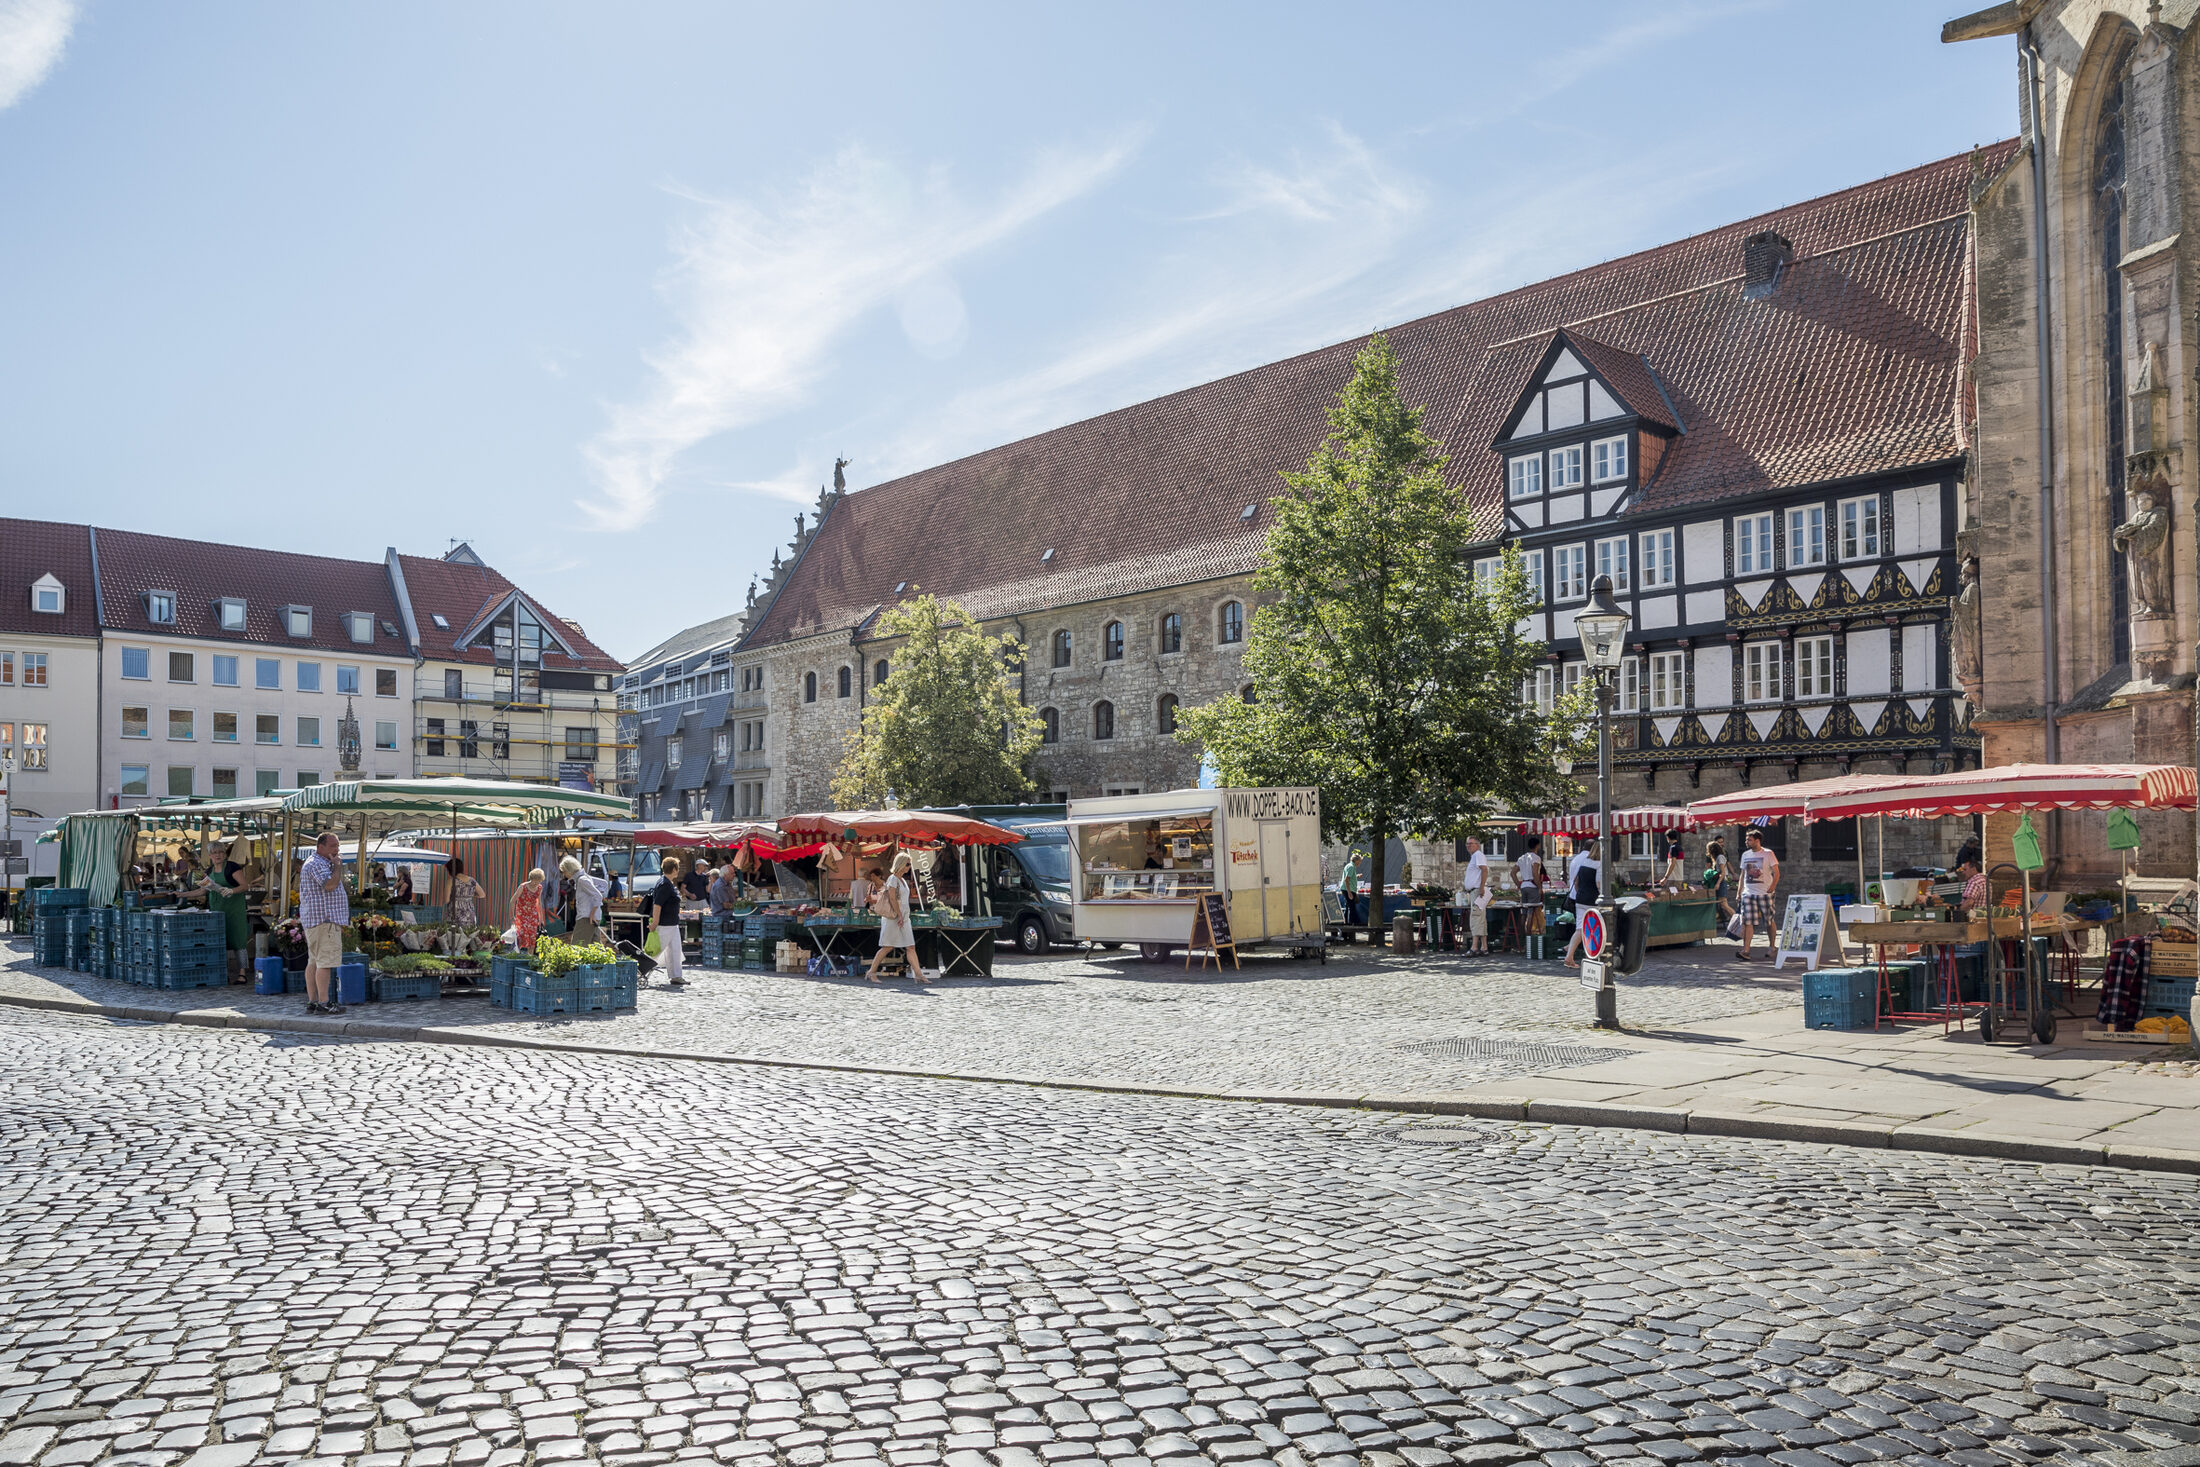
[
  {"xmin": 581, "ymin": 133, "xmax": 1142, "ymax": 528},
  {"xmin": 0, "ymin": 0, "xmax": 74, "ymax": 111}
]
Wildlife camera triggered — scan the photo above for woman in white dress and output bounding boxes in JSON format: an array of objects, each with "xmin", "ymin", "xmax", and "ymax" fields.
[{"xmin": 864, "ymin": 851, "xmax": 929, "ymax": 983}]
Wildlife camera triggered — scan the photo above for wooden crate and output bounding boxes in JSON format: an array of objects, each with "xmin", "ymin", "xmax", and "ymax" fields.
[{"xmin": 2151, "ymin": 942, "xmax": 2198, "ymax": 978}]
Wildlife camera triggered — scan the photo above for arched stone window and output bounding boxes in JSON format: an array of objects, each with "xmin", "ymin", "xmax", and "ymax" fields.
[
  {"xmin": 874, "ymin": 658, "xmax": 889, "ymax": 687},
  {"xmin": 1103, "ymin": 621, "xmax": 1125, "ymax": 661},
  {"xmin": 837, "ymin": 666, "xmax": 852, "ymax": 698},
  {"xmin": 1218, "ymin": 600, "xmax": 1244, "ymax": 644},
  {"xmin": 1156, "ymin": 693, "xmax": 1178, "ymax": 734},
  {"xmin": 1159, "ymin": 612, "xmax": 1182, "ymax": 654},
  {"xmin": 1039, "ymin": 707, "xmax": 1059, "ymax": 743},
  {"xmin": 804, "ymin": 671, "xmax": 817, "ymax": 703},
  {"xmin": 1051, "ymin": 630, "xmax": 1072, "ymax": 668},
  {"xmin": 1093, "ymin": 701, "xmax": 1115, "ymax": 741}
]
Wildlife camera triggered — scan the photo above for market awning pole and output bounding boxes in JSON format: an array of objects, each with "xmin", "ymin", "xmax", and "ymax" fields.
[
  {"xmin": 279, "ymin": 812, "xmax": 294, "ymax": 916},
  {"xmin": 355, "ymin": 819, "xmax": 368, "ymax": 897}
]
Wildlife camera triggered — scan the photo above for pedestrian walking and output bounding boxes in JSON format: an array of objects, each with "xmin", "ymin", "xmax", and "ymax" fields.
[
  {"xmin": 649, "ymin": 855, "xmax": 687, "ymax": 987},
  {"xmin": 1514, "ymin": 835, "xmax": 1546, "ymax": 939},
  {"xmin": 864, "ymin": 852, "xmax": 928, "ymax": 983},
  {"xmin": 1704, "ymin": 838, "xmax": 1734, "ymax": 924},
  {"xmin": 560, "ymin": 855, "xmax": 609, "ymax": 945},
  {"xmin": 1735, "ymin": 828, "xmax": 1781, "ymax": 961},
  {"xmin": 298, "ymin": 831, "xmax": 351, "ymax": 1013},
  {"xmin": 1456, "ymin": 836, "xmax": 1491, "ymax": 955},
  {"xmin": 1563, "ymin": 839, "xmax": 1602, "ymax": 967},
  {"xmin": 447, "ymin": 859, "xmax": 483, "ymax": 929},
  {"xmin": 512, "ymin": 868, "xmax": 545, "ymax": 952},
  {"xmin": 1339, "ymin": 851, "xmax": 1363, "ymax": 928}
]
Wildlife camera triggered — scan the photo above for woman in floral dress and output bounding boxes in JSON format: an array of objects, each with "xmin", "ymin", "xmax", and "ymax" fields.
[
  {"xmin": 512, "ymin": 867, "xmax": 545, "ymax": 952},
  {"xmin": 448, "ymin": 859, "xmax": 483, "ymax": 928}
]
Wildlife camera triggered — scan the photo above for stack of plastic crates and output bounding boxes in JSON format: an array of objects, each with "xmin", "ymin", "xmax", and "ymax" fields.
[
  {"xmin": 571, "ymin": 957, "xmax": 640, "ymax": 1012},
  {"xmin": 28, "ymin": 888, "xmax": 87, "ymax": 967},
  {"xmin": 123, "ymin": 908, "xmax": 228, "ymax": 989},
  {"xmin": 488, "ymin": 952, "xmax": 535, "ymax": 1009},
  {"xmin": 62, "ymin": 906, "xmax": 96, "ymax": 972},
  {"xmin": 82, "ymin": 907, "xmax": 117, "ymax": 980},
  {"xmin": 370, "ymin": 968, "xmax": 444, "ymax": 1003},
  {"xmin": 1802, "ymin": 968, "xmax": 1879, "ymax": 1031},
  {"xmin": 698, "ymin": 914, "xmax": 743, "ymax": 969},
  {"xmin": 2142, "ymin": 974, "xmax": 2196, "ymax": 1023},
  {"xmin": 742, "ymin": 912, "xmax": 790, "ymax": 970}
]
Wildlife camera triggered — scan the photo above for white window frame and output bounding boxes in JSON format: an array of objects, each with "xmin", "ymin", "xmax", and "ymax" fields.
[
  {"xmin": 1560, "ymin": 661, "xmax": 1587, "ymax": 701},
  {"xmin": 217, "ymin": 598, "xmax": 246, "ymax": 632},
  {"xmin": 1638, "ymin": 529, "xmax": 1675, "ymax": 589},
  {"xmin": 1627, "ymin": 832, "xmax": 1658, "ymax": 862},
  {"xmin": 147, "ymin": 591, "xmax": 176, "ymax": 625},
  {"xmin": 1507, "ymin": 455, "xmax": 1542, "ymax": 500},
  {"xmin": 120, "ymin": 764, "xmax": 148, "ymax": 797},
  {"xmin": 1594, "ymin": 536, "xmax": 1631, "ymax": 593},
  {"xmin": 1735, "ymin": 514, "xmax": 1774, "ymax": 575},
  {"xmin": 1525, "ymin": 665, "xmax": 1555, "ymax": 715},
  {"xmin": 1795, "ymin": 635, "xmax": 1835, "ymax": 699},
  {"xmin": 1553, "ymin": 544, "xmax": 1588, "ymax": 602},
  {"xmin": 1615, "ymin": 656, "xmax": 1640, "ymax": 714},
  {"xmin": 1649, "ymin": 651, "xmax": 1688, "ymax": 711},
  {"xmin": 1549, "ymin": 444, "xmax": 1584, "ymax": 490},
  {"xmin": 1839, "ymin": 494, "xmax": 1881, "ymax": 561},
  {"xmin": 296, "ymin": 662, "xmax": 321, "ymax": 694},
  {"xmin": 212, "ymin": 655, "xmax": 238, "ymax": 687},
  {"xmin": 31, "ymin": 576, "xmax": 63, "ymax": 615},
  {"xmin": 283, "ymin": 606, "xmax": 312, "ymax": 638},
  {"xmin": 1786, "ymin": 505, "xmax": 1826, "ymax": 568},
  {"xmin": 1523, "ymin": 548, "xmax": 1545, "ymax": 602},
  {"xmin": 255, "ymin": 658, "xmax": 280, "ymax": 691},
  {"xmin": 121, "ymin": 647, "xmax": 150, "ymax": 681},
  {"xmin": 1743, "ymin": 641, "xmax": 1783, "ymax": 704},
  {"xmin": 1473, "ymin": 556, "xmax": 1501, "ymax": 586},
  {"xmin": 1591, "ymin": 434, "xmax": 1629, "ymax": 484},
  {"xmin": 347, "ymin": 611, "xmax": 374, "ymax": 645}
]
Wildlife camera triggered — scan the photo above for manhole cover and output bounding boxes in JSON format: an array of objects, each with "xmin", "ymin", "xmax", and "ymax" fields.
[
  {"xmin": 1390, "ymin": 1127, "xmax": 1489, "ymax": 1147},
  {"xmin": 1393, "ymin": 1036, "xmax": 1628, "ymax": 1071}
]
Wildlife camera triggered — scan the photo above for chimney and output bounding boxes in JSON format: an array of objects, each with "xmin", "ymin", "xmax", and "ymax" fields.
[{"xmin": 1742, "ymin": 230, "xmax": 1794, "ymax": 298}]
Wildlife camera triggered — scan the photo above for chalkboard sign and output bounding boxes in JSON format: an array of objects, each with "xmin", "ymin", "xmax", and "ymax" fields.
[{"xmin": 1189, "ymin": 891, "xmax": 1240, "ymax": 971}]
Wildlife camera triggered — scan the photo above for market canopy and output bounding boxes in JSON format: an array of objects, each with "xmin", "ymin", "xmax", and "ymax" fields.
[
  {"xmin": 621, "ymin": 821, "xmax": 780, "ymax": 850},
  {"xmin": 1805, "ymin": 763, "xmax": 2200, "ymax": 822},
  {"xmin": 1686, "ymin": 774, "xmax": 1916, "ymax": 826},
  {"xmin": 279, "ymin": 778, "xmax": 632, "ymax": 826},
  {"xmin": 1525, "ymin": 806, "xmax": 1699, "ymax": 835},
  {"xmin": 776, "ymin": 810, "xmax": 1024, "ymax": 846}
]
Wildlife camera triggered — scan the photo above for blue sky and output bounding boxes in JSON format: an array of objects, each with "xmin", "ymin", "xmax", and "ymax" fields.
[{"xmin": 0, "ymin": 1, "xmax": 2014, "ymax": 660}]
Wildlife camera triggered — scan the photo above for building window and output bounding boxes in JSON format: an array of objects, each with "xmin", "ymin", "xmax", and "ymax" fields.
[
  {"xmin": 256, "ymin": 714, "xmax": 280, "ymax": 745},
  {"xmin": 374, "ymin": 721, "xmax": 397, "ymax": 751},
  {"xmin": 1093, "ymin": 701, "xmax": 1115, "ymax": 741},
  {"xmin": 217, "ymin": 598, "xmax": 245, "ymax": 631},
  {"xmin": 120, "ymin": 764, "xmax": 148, "ymax": 797},
  {"xmin": 425, "ymin": 718, "xmax": 444, "ymax": 757},
  {"xmin": 1103, "ymin": 621, "xmax": 1124, "ymax": 661},
  {"xmin": 214, "ymin": 712, "xmax": 237, "ymax": 743},
  {"xmin": 337, "ymin": 665, "xmax": 359, "ymax": 695},
  {"xmin": 1785, "ymin": 505, "xmax": 1826, "ymax": 568},
  {"xmin": 566, "ymin": 727, "xmax": 597, "ymax": 763},
  {"xmin": 1553, "ymin": 544, "xmax": 1588, "ymax": 602},
  {"xmin": 491, "ymin": 722, "xmax": 509, "ymax": 759},
  {"xmin": 1594, "ymin": 536, "xmax": 1631, "ymax": 593},
  {"xmin": 1735, "ymin": 514, "xmax": 1773, "ymax": 575},
  {"xmin": 1549, "ymin": 443, "xmax": 1584, "ymax": 490},
  {"xmin": 31, "ymin": 578, "xmax": 62, "ymax": 614},
  {"xmin": 19, "ymin": 724, "xmax": 45, "ymax": 769},
  {"xmin": 837, "ymin": 666, "xmax": 852, "ymax": 698},
  {"xmin": 1523, "ymin": 548, "xmax": 1545, "ymax": 601},
  {"xmin": 211, "ymin": 768, "xmax": 238, "ymax": 800},
  {"xmin": 376, "ymin": 668, "xmax": 397, "ymax": 697},
  {"xmin": 1052, "ymin": 630, "xmax": 1072, "ymax": 667},
  {"xmin": 1157, "ymin": 693, "xmax": 1178, "ymax": 734},
  {"xmin": 874, "ymin": 659, "xmax": 889, "ymax": 686},
  {"xmin": 1525, "ymin": 665, "xmax": 1555, "ymax": 715},
  {"xmin": 1040, "ymin": 707, "xmax": 1059, "ymax": 743},
  {"xmin": 0, "ymin": 654, "xmax": 11, "ymax": 686},
  {"xmin": 1592, "ymin": 434, "xmax": 1629, "ymax": 483},
  {"xmin": 297, "ymin": 717, "xmax": 320, "ymax": 748},
  {"xmin": 1561, "ymin": 661, "xmax": 1587, "ymax": 703},
  {"xmin": 121, "ymin": 706, "xmax": 148, "ymax": 740},
  {"xmin": 1159, "ymin": 613, "xmax": 1182, "ymax": 654},
  {"xmin": 1839, "ymin": 495, "xmax": 1881, "ymax": 560},
  {"xmin": 21, "ymin": 653, "xmax": 45, "ymax": 688},
  {"xmin": 284, "ymin": 606, "xmax": 311, "ymax": 638},
  {"xmin": 1639, "ymin": 529, "xmax": 1675, "ymax": 589},
  {"xmin": 296, "ymin": 771, "xmax": 319, "ymax": 787},
  {"xmin": 1809, "ymin": 816, "xmax": 1859, "ymax": 861},
  {"xmin": 254, "ymin": 770, "xmax": 280, "ymax": 796},
  {"xmin": 667, "ymin": 736, "xmax": 682, "ymax": 771},
  {"xmin": 458, "ymin": 720, "xmax": 479, "ymax": 759},
  {"xmin": 122, "ymin": 647, "xmax": 150, "ymax": 680},
  {"xmin": 1649, "ymin": 651, "xmax": 1687, "ymax": 711},
  {"xmin": 1613, "ymin": 657, "xmax": 1640, "ymax": 714},
  {"xmin": 1218, "ymin": 601, "xmax": 1244, "ymax": 644},
  {"xmin": 168, "ymin": 710, "xmax": 193, "ymax": 741},
  {"xmin": 1744, "ymin": 642, "xmax": 1782, "ymax": 703},
  {"xmin": 347, "ymin": 612, "xmax": 373, "ymax": 644},
  {"xmin": 213, "ymin": 655, "xmax": 238, "ymax": 687},
  {"xmin": 1508, "ymin": 455, "xmax": 1542, "ymax": 500},
  {"xmin": 256, "ymin": 658, "xmax": 280, "ymax": 690},
  {"xmin": 167, "ymin": 652, "xmax": 193, "ymax": 683},
  {"xmin": 1240, "ymin": 684, "xmax": 1256, "ymax": 704},
  {"xmin": 714, "ymin": 730, "xmax": 732, "ymax": 764},
  {"xmin": 1627, "ymin": 832, "xmax": 1658, "ymax": 862},
  {"xmin": 147, "ymin": 591, "xmax": 175, "ymax": 625},
  {"xmin": 438, "ymin": 667, "xmax": 461, "ymax": 700},
  {"xmin": 167, "ymin": 766, "xmax": 193, "ymax": 798},
  {"xmin": 297, "ymin": 662, "xmax": 321, "ymax": 693},
  {"xmin": 1795, "ymin": 635, "xmax": 1835, "ymax": 699},
  {"xmin": 804, "ymin": 672, "xmax": 817, "ymax": 702}
]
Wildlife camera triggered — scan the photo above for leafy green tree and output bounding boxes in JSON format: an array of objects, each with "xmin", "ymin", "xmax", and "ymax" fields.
[
  {"xmin": 832, "ymin": 593, "xmax": 1045, "ymax": 809},
  {"xmin": 1178, "ymin": 332, "xmax": 1591, "ymax": 943}
]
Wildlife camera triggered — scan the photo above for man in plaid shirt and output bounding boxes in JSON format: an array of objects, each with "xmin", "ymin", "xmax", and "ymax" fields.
[{"xmin": 298, "ymin": 831, "xmax": 351, "ymax": 1013}]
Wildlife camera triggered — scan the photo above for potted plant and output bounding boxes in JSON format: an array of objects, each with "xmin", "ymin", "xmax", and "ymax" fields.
[{"xmin": 272, "ymin": 917, "xmax": 308, "ymax": 971}]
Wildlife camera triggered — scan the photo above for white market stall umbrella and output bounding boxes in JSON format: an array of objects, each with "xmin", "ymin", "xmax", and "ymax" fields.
[
  {"xmin": 1801, "ymin": 763, "xmax": 2200, "ymax": 822},
  {"xmin": 1524, "ymin": 806, "xmax": 1701, "ymax": 835},
  {"xmin": 277, "ymin": 778, "xmax": 633, "ymax": 903}
]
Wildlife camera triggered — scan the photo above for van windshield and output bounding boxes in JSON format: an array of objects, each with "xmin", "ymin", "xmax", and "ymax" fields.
[
  {"xmin": 1011, "ymin": 842, "xmax": 1071, "ymax": 888},
  {"xmin": 599, "ymin": 849, "xmax": 662, "ymax": 877}
]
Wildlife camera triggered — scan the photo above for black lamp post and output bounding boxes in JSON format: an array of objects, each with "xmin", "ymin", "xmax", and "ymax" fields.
[{"xmin": 1574, "ymin": 574, "xmax": 1632, "ymax": 1030}]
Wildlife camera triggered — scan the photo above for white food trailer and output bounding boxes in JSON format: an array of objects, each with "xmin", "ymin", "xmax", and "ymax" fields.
[{"xmin": 1067, "ymin": 787, "xmax": 1325, "ymax": 960}]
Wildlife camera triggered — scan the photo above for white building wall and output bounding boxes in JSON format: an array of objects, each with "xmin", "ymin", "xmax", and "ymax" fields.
[{"xmin": 0, "ymin": 635, "xmax": 99, "ymax": 818}]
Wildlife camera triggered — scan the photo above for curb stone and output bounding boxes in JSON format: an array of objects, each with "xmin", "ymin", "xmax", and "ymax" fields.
[{"xmin": 5, "ymin": 987, "xmax": 2200, "ymax": 1176}]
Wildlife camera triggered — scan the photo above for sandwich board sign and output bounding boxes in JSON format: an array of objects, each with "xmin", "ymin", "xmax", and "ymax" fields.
[{"xmin": 1774, "ymin": 893, "xmax": 1837, "ymax": 971}]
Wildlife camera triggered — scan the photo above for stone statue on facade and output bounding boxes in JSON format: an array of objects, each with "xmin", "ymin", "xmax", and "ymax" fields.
[
  {"xmin": 1951, "ymin": 555, "xmax": 1983, "ymax": 695},
  {"xmin": 2113, "ymin": 487, "xmax": 2173, "ymax": 619},
  {"xmin": 833, "ymin": 456, "xmax": 850, "ymax": 493}
]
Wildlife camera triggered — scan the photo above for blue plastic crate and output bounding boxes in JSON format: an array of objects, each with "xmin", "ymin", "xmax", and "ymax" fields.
[
  {"xmin": 510, "ymin": 978, "xmax": 578, "ymax": 1015},
  {"xmin": 371, "ymin": 972, "xmax": 442, "ymax": 1003},
  {"xmin": 30, "ymin": 888, "xmax": 87, "ymax": 909},
  {"xmin": 2143, "ymin": 976, "xmax": 2196, "ymax": 1016},
  {"xmin": 284, "ymin": 969, "xmax": 309, "ymax": 995},
  {"xmin": 157, "ymin": 971, "xmax": 228, "ymax": 990},
  {"xmin": 1803, "ymin": 968, "xmax": 1879, "ymax": 1030},
  {"xmin": 490, "ymin": 976, "xmax": 514, "ymax": 1008},
  {"xmin": 490, "ymin": 954, "xmax": 537, "ymax": 987}
]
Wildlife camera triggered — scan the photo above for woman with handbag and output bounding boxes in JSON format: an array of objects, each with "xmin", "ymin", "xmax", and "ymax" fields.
[{"xmin": 863, "ymin": 851, "xmax": 929, "ymax": 983}]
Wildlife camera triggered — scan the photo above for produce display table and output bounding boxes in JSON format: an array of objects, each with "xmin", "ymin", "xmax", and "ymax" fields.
[
  {"xmin": 799, "ymin": 912, "xmax": 1004, "ymax": 977},
  {"xmin": 1639, "ymin": 893, "xmax": 1718, "ymax": 948}
]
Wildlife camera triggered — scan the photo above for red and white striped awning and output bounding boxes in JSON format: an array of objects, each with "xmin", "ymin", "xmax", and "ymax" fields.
[
  {"xmin": 1805, "ymin": 763, "xmax": 2199, "ymax": 822},
  {"xmin": 1686, "ymin": 774, "xmax": 1914, "ymax": 826},
  {"xmin": 1525, "ymin": 805, "xmax": 1699, "ymax": 835}
]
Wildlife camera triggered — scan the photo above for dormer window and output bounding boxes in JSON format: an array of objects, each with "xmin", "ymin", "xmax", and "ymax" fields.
[
  {"xmin": 146, "ymin": 591, "xmax": 176, "ymax": 625},
  {"xmin": 1549, "ymin": 444, "xmax": 1583, "ymax": 490},
  {"xmin": 283, "ymin": 605, "xmax": 312, "ymax": 638},
  {"xmin": 216, "ymin": 598, "xmax": 246, "ymax": 632},
  {"xmin": 346, "ymin": 611, "xmax": 374, "ymax": 644},
  {"xmin": 1507, "ymin": 455, "xmax": 1542, "ymax": 500},
  {"xmin": 1591, "ymin": 435, "xmax": 1629, "ymax": 483},
  {"xmin": 30, "ymin": 575, "xmax": 63, "ymax": 615}
]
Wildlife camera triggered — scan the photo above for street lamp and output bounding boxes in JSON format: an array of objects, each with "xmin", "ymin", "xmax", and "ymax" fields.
[{"xmin": 1574, "ymin": 574, "xmax": 1632, "ymax": 1029}]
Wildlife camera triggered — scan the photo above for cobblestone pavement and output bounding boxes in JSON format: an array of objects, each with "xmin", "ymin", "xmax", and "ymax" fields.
[
  {"xmin": 4, "ymin": 1006, "xmax": 2200, "ymax": 1467},
  {"xmin": 0, "ymin": 940, "xmax": 1798, "ymax": 1095}
]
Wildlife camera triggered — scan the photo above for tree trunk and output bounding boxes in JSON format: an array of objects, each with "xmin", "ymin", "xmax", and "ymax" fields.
[{"xmin": 1365, "ymin": 814, "xmax": 1387, "ymax": 948}]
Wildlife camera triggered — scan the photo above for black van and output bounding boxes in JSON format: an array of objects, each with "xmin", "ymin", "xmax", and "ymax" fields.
[{"xmin": 925, "ymin": 804, "xmax": 1073, "ymax": 954}]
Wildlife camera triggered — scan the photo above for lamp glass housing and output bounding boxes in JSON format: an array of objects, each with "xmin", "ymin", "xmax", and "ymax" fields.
[{"xmin": 1575, "ymin": 575, "xmax": 1632, "ymax": 672}]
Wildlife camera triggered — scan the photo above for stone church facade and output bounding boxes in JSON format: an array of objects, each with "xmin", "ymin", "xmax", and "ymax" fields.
[{"xmin": 1948, "ymin": 0, "xmax": 2200, "ymax": 880}]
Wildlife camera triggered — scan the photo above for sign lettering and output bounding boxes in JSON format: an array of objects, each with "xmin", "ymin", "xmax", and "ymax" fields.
[{"xmin": 1221, "ymin": 788, "xmax": 1321, "ymax": 821}]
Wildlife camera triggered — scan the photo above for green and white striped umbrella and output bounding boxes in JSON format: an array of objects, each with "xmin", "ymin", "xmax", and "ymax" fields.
[{"xmin": 278, "ymin": 778, "xmax": 631, "ymax": 825}]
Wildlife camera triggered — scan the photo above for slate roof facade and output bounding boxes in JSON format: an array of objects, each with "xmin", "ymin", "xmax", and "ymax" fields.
[
  {"xmin": 746, "ymin": 142, "xmax": 2016, "ymax": 650},
  {"xmin": 92, "ymin": 528, "xmax": 409, "ymax": 656}
]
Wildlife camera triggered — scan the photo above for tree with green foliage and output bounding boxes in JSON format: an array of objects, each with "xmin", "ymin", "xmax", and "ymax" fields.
[
  {"xmin": 1178, "ymin": 332, "xmax": 1591, "ymax": 944},
  {"xmin": 831, "ymin": 593, "xmax": 1046, "ymax": 810}
]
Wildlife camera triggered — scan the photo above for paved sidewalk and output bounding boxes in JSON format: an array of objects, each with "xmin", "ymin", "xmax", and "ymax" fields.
[{"xmin": 2, "ymin": 935, "xmax": 2193, "ymax": 1173}]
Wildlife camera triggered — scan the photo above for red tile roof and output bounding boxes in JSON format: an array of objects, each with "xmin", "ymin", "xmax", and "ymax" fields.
[
  {"xmin": 395, "ymin": 553, "xmax": 624, "ymax": 672},
  {"xmin": 0, "ymin": 519, "xmax": 99, "ymax": 638},
  {"xmin": 741, "ymin": 142, "xmax": 2018, "ymax": 648},
  {"xmin": 92, "ymin": 527, "xmax": 409, "ymax": 656},
  {"xmin": 1560, "ymin": 332, "xmax": 1681, "ymax": 436}
]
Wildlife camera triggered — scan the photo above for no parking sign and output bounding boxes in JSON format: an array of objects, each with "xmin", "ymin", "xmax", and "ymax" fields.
[{"xmin": 1577, "ymin": 905, "xmax": 1606, "ymax": 958}]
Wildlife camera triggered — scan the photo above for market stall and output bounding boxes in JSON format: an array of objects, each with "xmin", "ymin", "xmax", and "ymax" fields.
[
  {"xmin": 768, "ymin": 809, "xmax": 1019, "ymax": 974},
  {"xmin": 1523, "ymin": 806, "xmax": 1718, "ymax": 947}
]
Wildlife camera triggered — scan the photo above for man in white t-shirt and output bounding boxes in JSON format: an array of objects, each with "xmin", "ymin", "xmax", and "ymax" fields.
[
  {"xmin": 1456, "ymin": 837, "xmax": 1490, "ymax": 954},
  {"xmin": 1736, "ymin": 827, "xmax": 1781, "ymax": 960}
]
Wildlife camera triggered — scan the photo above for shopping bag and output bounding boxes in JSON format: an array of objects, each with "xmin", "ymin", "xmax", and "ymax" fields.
[
  {"xmin": 644, "ymin": 929, "xmax": 662, "ymax": 957},
  {"xmin": 1725, "ymin": 912, "xmax": 1742, "ymax": 939},
  {"xmin": 2011, "ymin": 813, "xmax": 2046, "ymax": 872}
]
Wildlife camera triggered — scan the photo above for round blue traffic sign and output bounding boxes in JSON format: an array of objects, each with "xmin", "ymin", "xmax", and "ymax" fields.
[{"xmin": 1578, "ymin": 906, "xmax": 1606, "ymax": 957}]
